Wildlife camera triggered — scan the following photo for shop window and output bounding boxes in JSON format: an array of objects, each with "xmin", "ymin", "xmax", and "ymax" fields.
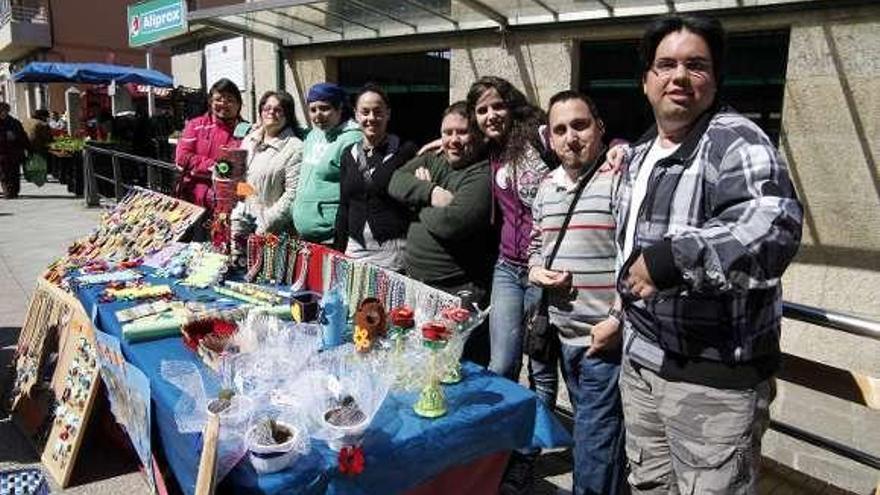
[
  {"xmin": 579, "ymin": 31, "xmax": 789, "ymax": 144},
  {"xmin": 338, "ymin": 50, "xmax": 450, "ymax": 146}
]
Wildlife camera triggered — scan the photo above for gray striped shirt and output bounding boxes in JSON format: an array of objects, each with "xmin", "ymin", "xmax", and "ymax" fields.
[{"xmin": 528, "ymin": 166, "xmax": 618, "ymax": 346}]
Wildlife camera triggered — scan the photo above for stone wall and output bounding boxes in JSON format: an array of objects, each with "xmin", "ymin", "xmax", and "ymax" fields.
[
  {"xmin": 448, "ymin": 34, "xmax": 572, "ymax": 107},
  {"xmin": 767, "ymin": 11, "xmax": 880, "ymax": 494}
]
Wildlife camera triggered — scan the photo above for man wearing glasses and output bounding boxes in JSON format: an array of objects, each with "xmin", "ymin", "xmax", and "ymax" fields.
[{"xmin": 615, "ymin": 14, "xmax": 803, "ymax": 493}]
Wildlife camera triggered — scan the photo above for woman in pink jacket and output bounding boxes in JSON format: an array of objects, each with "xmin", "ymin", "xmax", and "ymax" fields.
[{"xmin": 175, "ymin": 78, "xmax": 248, "ymax": 212}]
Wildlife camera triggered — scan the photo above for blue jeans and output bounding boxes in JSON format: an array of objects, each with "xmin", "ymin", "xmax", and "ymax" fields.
[
  {"xmin": 489, "ymin": 259, "xmax": 559, "ymax": 405},
  {"xmin": 488, "ymin": 259, "xmax": 541, "ymax": 381},
  {"xmin": 553, "ymin": 343, "xmax": 626, "ymax": 495}
]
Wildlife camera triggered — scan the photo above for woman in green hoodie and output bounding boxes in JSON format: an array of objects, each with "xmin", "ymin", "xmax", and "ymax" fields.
[{"xmin": 290, "ymin": 82, "xmax": 363, "ymax": 243}]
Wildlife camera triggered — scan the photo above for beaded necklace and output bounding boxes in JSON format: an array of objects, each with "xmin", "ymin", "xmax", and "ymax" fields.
[
  {"xmin": 289, "ymin": 243, "xmax": 310, "ymax": 291},
  {"xmin": 245, "ymin": 235, "xmax": 264, "ymax": 283}
]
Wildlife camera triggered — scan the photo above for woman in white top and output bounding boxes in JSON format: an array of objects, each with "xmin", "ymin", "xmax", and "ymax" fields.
[{"xmin": 231, "ymin": 91, "xmax": 303, "ymax": 258}]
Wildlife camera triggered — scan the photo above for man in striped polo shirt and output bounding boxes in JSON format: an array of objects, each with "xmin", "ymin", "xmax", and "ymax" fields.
[{"xmin": 528, "ymin": 90, "xmax": 626, "ymax": 495}]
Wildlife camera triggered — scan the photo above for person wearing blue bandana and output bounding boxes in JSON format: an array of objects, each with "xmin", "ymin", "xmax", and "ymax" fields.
[{"xmin": 290, "ymin": 82, "xmax": 363, "ymax": 243}]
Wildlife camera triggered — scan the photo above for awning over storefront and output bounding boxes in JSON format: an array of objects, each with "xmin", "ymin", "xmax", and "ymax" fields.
[
  {"xmin": 12, "ymin": 62, "xmax": 174, "ymax": 87},
  {"xmin": 186, "ymin": 0, "xmax": 822, "ymax": 47}
]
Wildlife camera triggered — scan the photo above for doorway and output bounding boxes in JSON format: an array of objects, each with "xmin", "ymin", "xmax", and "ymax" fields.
[{"xmin": 338, "ymin": 50, "xmax": 450, "ymax": 146}]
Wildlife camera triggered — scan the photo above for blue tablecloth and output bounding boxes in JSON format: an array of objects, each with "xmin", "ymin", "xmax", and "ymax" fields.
[{"xmin": 76, "ymin": 272, "xmax": 571, "ymax": 495}]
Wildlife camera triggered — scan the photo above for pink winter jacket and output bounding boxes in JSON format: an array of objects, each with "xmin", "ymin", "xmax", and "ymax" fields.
[{"xmin": 174, "ymin": 112, "xmax": 244, "ymax": 210}]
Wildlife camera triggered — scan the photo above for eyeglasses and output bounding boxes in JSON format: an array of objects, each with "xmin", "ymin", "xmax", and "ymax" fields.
[
  {"xmin": 211, "ymin": 94, "xmax": 238, "ymax": 104},
  {"xmin": 261, "ymin": 106, "xmax": 284, "ymax": 116},
  {"xmin": 651, "ymin": 58, "xmax": 712, "ymax": 79}
]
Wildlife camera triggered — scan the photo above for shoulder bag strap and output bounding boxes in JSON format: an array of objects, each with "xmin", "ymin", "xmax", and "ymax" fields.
[{"xmin": 544, "ymin": 149, "xmax": 605, "ymax": 270}]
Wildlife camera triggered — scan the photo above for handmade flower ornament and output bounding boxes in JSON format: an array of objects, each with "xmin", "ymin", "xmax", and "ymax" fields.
[{"xmin": 338, "ymin": 445, "xmax": 365, "ymax": 476}]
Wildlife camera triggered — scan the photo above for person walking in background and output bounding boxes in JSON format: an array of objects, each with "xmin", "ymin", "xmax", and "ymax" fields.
[
  {"xmin": 616, "ymin": 14, "xmax": 803, "ymax": 494},
  {"xmin": 175, "ymin": 78, "xmax": 249, "ymax": 213},
  {"xmin": 291, "ymin": 82, "xmax": 362, "ymax": 243},
  {"xmin": 23, "ymin": 109, "xmax": 52, "ymax": 160},
  {"xmin": 0, "ymin": 102, "xmax": 29, "ymax": 199},
  {"xmin": 335, "ymin": 83, "xmax": 416, "ymax": 271},
  {"xmin": 528, "ymin": 90, "xmax": 626, "ymax": 495}
]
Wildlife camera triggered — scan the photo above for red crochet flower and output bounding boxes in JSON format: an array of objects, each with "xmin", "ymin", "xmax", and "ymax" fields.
[
  {"xmin": 338, "ymin": 445, "xmax": 365, "ymax": 476},
  {"xmin": 441, "ymin": 307, "xmax": 471, "ymax": 324},
  {"xmin": 421, "ymin": 322, "xmax": 450, "ymax": 342},
  {"xmin": 389, "ymin": 306, "xmax": 415, "ymax": 328},
  {"xmin": 212, "ymin": 319, "xmax": 237, "ymax": 337}
]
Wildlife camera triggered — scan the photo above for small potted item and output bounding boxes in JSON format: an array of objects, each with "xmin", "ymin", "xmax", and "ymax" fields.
[
  {"xmin": 246, "ymin": 419, "xmax": 305, "ymax": 473},
  {"xmin": 209, "ymin": 390, "xmax": 254, "ymax": 430},
  {"xmin": 322, "ymin": 395, "xmax": 368, "ymax": 451}
]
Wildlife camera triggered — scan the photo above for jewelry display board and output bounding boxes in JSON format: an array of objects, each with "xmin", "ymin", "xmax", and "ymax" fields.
[
  {"xmin": 44, "ymin": 187, "xmax": 205, "ymax": 285},
  {"xmin": 11, "ymin": 279, "xmax": 104, "ymax": 488},
  {"xmin": 10, "ymin": 278, "xmax": 82, "ymax": 413},
  {"xmin": 40, "ymin": 310, "xmax": 100, "ymax": 488}
]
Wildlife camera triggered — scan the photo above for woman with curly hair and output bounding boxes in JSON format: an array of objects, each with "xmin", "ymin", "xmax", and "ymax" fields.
[
  {"xmin": 467, "ymin": 77, "xmax": 555, "ymax": 380},
  {"xmin": 466, "ymin": 76, "xmax": 559, "ymax": 493}
]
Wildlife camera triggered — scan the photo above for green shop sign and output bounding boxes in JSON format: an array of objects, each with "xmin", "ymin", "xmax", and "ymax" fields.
[{"xmin": 128, "ymin": 0, "xmax": 188, "ymax": 47}]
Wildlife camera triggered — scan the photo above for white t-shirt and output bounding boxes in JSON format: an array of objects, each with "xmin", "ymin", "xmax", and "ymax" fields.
[{"xmin": 623, "ymin": 138, "xmax": 680, "ymax": 261}]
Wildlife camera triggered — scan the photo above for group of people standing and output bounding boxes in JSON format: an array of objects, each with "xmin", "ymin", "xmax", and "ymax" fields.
[{"xmin": 175, "ymin": 13, "xmax": 803, "ymax": 495}]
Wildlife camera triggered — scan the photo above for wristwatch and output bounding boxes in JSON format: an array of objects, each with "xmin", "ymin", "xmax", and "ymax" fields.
[{"xmin": 607, "ymin": 307, "xmax": 623, "ymax": 322}]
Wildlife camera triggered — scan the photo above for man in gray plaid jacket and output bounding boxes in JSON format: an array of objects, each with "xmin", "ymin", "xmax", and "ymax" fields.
[{"xmin": 614, "ymin": 14, "xmax": 803, "ymax": 494}]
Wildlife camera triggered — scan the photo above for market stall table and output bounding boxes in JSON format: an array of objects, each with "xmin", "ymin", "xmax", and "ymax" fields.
[{"xmin": 76, "ymin": 270, "xmax": 571, "ymax": 495}]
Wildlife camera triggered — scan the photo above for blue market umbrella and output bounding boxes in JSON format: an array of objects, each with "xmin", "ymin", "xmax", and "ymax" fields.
[{"xmin": 13, "ymin": 62, "xmax": 173, "ymax": 87}]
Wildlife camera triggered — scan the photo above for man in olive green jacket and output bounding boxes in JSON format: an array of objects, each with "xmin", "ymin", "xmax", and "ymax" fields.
[{"xmin": 388, "ymin": 102, "xmax": 494, "ymax": 298}]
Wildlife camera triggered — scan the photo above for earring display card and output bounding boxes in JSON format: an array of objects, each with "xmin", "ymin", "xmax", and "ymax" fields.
[
  {"xmin": 11, "ymin": 278, "xmax": 84, "ymax": 416},
  {"xmin": 40, "ymin": 310, "xmax": 100, "ymax": 488}
]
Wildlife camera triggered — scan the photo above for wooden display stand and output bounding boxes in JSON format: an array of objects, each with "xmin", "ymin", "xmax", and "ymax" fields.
[
  {"xmin": 10, "ymin": 278, "xmax": 102, "ymax": 488},
  {"xmin": 10, "ymin": 279, "xmax": 83, "ymax": 413}
]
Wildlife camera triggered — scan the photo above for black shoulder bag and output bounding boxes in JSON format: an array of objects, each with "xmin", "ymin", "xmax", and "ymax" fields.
[{"xmin": 524, "ymin": 158, "xmax": 602, "ymax": 362}]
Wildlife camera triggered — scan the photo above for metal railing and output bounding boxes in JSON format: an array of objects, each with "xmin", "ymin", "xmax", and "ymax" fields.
[
  {"xmin": 783, "ymin": 301, "xmax": 880, "ymax": 341},
  {"xmin": 771, "ymin": 302, "xmax": 880, "ymax": 471},
  {"xmin": 0, "ymin": 1, "xmax": 49, "ymax": 27},
  {"xmin": 82, "ymin": 144, "xmax": 179, "ymax": 206}
]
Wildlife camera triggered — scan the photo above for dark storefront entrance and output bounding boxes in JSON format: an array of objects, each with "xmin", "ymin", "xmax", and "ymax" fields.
[
  {"xmin": 579, "ymin": 31, "xmax": 790, "ymax": 144},
  {"xmin": 338, "ymin": 50, "xmax": 450, "ymax": 146}
]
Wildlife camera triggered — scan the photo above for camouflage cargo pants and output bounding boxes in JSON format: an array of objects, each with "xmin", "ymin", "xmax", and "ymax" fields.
[{"xmin": 620, "ymin": 357, "xmax": 774, "ymax": 494}]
